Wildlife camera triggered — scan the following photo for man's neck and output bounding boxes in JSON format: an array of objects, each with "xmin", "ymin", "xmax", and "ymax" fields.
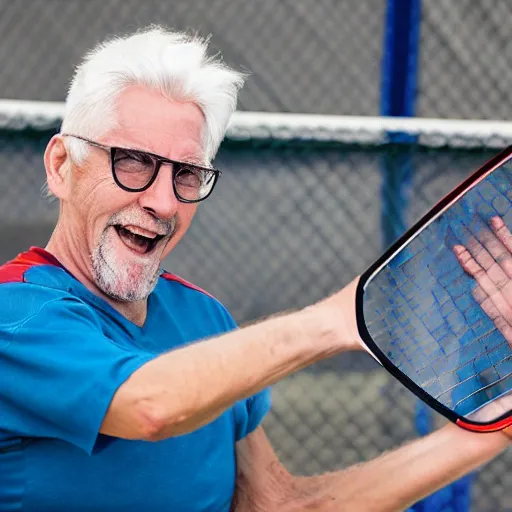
[{"xmin": 45, "ymin": 228, "xmax": 148, "ymax": 326}]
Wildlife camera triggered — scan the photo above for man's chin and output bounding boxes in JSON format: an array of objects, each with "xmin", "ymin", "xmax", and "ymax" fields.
[
  {"xmin": 92, "ymin": 254, "xmax": 160, "ymax": 303},
  {"xmin": 97, "ymin": 276, "xmax": 158, "ymax": 303}
]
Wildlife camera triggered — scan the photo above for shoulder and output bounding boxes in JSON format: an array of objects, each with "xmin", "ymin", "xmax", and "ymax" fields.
[
  {"xmin": 160, "ymin": 271, "xmax": 215, "ymax": 299},
  {"xmin": 0, "ymin": 246, "xmax": 65, "ymax": 283},
  {"xmin": 0, "ymin": 246, "xmax": 72, "ymax": 289},
  {"xmin": 0, "ymin": 247, "xmax": 87, "ymax": 329},
  {"xmin": 159, "ymin": 271, "xmax": 237, "ymax": 331}
]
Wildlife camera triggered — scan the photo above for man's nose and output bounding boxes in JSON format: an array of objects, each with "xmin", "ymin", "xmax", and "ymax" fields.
[{"xmin": 138, "ymin": 166, "xmax": 179, "ymax": 221}]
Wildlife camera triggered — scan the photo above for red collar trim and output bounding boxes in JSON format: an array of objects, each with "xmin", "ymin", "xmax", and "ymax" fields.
[
  {"xmin": 161, "ymin": 272, "xmax": 213, "ymax": 299},
  {"xmin": 0, "ymin": 247, "xmax": 65, "ymax": 283},
  {"xmin": 14, "ymin": 247, "xmax": 65, "ymax": 268}
]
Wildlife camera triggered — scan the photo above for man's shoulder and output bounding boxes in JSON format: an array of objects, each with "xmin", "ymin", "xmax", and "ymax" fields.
[
  {"xmin": 0, "ymin": 247, "xmax": 70, "ymax": 287},
  {"xmin": 0, "ymin": 248, "xmax": 79, "ymax": 319},
  {"xmin": 158, "ymin": 271, "xmax": 236, "ymax": 329},
  {"xmin": 0, "ymin": 247, "xmax": 63, "ymax": 284},
  {"xmin": 160, "ymin": 271, "xmax": 214, "ymax": 299}
]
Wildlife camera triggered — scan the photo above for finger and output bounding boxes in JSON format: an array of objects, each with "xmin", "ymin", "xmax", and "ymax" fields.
[
  {"xmin": 469, "ymin": 217, "xmax": 512, "ymax": 308},
  {"xmin": 458, "ymin": 231, "xmax": 512, "ymax": 296},
  {"xmin": 454, "ymin": 245, "xmax": 512, "ymax": 321},
  {"xmin": 476, "ymin": 228, "xmax": 512, "ymax": 286},
  {"xmin": 459, "ymin": 227, "xmax": 493, "ymax": 270},
  {"xmin": 472, "ymin": 285, "xmax": 512, "ymax": 345},
  {"xmin": 462, "ymin": 223, "xmax": 510, "ymax": 289},
  {"xmin": 481, "ymin": 216, "xmax": 512, "ymax": 279},
  {"xmin": 491, "ymin": 216, "xmax": 512, "ymax": 255},
  {"xmin": 471, "ymin": 284, "xmax": 487, "ymax": 304}
]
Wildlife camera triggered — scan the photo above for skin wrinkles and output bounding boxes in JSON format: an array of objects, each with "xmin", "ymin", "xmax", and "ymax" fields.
[{"xmin": 45, "ymin": 86, "xmax": 204, "ymax": 325}]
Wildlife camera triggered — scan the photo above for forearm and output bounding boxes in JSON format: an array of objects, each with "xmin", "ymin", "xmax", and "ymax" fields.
[
  {"xmin": 134, "ymin": 306, "xmax": 340, "ymax": 436},
  {"xmin": 103, "ymin": 279, "xmax": 361, "ymax": 439},
  {"xmin": 294, "ymin": 423, "xmax": 510, "ymax": 512}
]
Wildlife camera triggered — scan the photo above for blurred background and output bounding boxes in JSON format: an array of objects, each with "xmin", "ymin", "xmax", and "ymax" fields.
[{"xmin": 0, "ymin": 1, "xmax": 511, "ymax": 510}]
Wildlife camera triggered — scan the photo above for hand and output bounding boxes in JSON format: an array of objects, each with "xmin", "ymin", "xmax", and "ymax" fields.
[
  {"xmin": 453, "ymin": 216, "xmax": 512, "ymax": 347},
  {"xmin": 452, "ymin": 216, "xmax": 512, "ymax": 436}
]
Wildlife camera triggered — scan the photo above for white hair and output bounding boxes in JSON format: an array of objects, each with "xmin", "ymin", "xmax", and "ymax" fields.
[{"xmin": 61, "ymin": 26, "xmax": 246, "ymax": 165}]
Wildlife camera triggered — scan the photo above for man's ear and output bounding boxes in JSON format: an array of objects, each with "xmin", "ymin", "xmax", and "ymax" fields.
[{"xmin": 44, "ymin": 135, "xmax": 72, "ymax": 200}]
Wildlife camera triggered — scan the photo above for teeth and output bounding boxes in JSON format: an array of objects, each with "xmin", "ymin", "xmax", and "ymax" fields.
[
  {"xmin": 128, "ymin": 229, "xmax": 153, "ymax": 239},
  {"xmin": 122, "ymin": 225, "xmax": 159, "ymax": 239},
  {"xmin": 117, "ymin": 226, "xmax": 150, "ymax": 254},
  {"xmin": 115, "ymin": 225, "xmax": 163, "ymax": 255}
]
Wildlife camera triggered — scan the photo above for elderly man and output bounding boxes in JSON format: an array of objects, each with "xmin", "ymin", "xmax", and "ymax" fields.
[{"xmin": 0, "ymin": 27, "xmax": 509, "ymax": 511}]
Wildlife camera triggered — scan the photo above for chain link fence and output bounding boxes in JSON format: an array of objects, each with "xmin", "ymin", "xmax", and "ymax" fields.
[
  {"xmin": 2, "ymin": 0, "xmax": 512, "ymax": 119},
  {"xmin": 1, "ymin": 1, "xmax": 512, "ymax": 509},
  {"xmin": 0, "ymin": 111, "xmax": 510, "ymax": 510},
  {"xmin": 0, "ymin": 0, "xmax": 384, "ymax": 115},
  {"xmin": 418, "ymin": 0, "xmax": 512, "ymax": 120}
]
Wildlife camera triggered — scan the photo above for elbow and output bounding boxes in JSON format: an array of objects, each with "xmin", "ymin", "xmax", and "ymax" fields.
[
  {"xmin": 134, "ymin": 399, "xmax": 195, "ymax": 442},
  {"xmin": 136, "ymin": 400, "xmax": 169, "ymax": 441},
  {"xmin": 105, "ymin": 377, "xmax": 203, "ymax": 441}
]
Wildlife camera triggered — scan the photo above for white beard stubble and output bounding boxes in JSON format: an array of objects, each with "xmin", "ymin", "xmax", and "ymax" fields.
[{"xmin": 91, "ymin": 210, "xmax": 175, "ymax": 302}]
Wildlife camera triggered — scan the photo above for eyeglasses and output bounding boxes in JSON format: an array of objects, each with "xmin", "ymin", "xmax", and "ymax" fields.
[{"xmin": 61, "ymin": 134, "xmax": 221, "ymax": 203}]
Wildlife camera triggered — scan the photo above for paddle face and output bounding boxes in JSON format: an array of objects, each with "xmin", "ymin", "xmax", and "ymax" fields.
[{"xmin": 356, "ymin": 146, "xmax": 512, "ymax": 432}]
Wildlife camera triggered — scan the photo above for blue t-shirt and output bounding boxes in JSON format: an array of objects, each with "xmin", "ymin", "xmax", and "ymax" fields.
[{"xmin": 0, "ymin": 247, "xmax": 271, "ymax": 511}]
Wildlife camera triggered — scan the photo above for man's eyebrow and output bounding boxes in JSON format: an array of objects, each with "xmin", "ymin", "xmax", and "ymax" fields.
[
  {"xmin": 119, "ymin": 146, "xmax": 207, "ymax": 166},
  {"xmin": 116, "ymin": 144, "xmax": 157, "ymax": 155},
  {"xmin": 180, "ymin": 155, "xmax": 209, "ymax": 166}
]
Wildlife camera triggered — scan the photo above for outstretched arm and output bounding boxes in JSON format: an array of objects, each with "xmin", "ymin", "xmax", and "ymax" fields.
[
  {"xmin": 101, "ymin": 278, "xmax": 362, "ymax": 440},
  {"xmin": 232, "ymin": 425, "xmax": 511, "ymax": 512},
  {"xmin": 231, "ymin": 215, "xmax": 512, "ymax": 512}
]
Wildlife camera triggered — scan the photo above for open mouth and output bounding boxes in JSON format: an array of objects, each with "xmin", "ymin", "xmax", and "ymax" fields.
[{"xmin": 114, "ymin": 225, "xmax": 165, "ymax": 255}]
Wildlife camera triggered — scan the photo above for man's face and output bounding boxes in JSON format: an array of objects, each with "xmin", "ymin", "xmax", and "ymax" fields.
[{"xmin": 64, "ymin": 86, "xmax": 204, "ymax": 302}]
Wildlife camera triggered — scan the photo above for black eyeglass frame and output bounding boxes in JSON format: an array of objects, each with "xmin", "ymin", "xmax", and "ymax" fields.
[
  {"xmin": 356, "ymin": 144, "xmax": 512, "ymax": 433},
  {"xmin": 61, "ymin": 133, "xmax": 221, "ymax": 203}
]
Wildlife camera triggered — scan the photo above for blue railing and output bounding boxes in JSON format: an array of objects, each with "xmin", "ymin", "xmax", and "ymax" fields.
[{"xmin": 380, "ymin": 1, "xmax": 473, "ymax": 510}]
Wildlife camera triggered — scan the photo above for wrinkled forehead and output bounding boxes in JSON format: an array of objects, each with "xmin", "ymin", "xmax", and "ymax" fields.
[{"xmin": 105, "ymin": 86, "xmax": 207, "ymax": 162}]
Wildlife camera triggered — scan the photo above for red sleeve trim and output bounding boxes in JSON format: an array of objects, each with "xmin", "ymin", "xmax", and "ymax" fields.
[
  {"xmin": 0, "ymin": 247, "xmax": 65, "ymax": 284},
  {"xmin": 161, "ymin": 272, "xmax": 214, "ymax": 299}
]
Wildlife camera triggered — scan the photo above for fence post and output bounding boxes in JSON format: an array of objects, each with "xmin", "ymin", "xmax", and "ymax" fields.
[
  {"xmin": 380, "ymin": 0, "xmax": 421, "ymax": 244},
  {"xmin": 380, "ymin": 1, "xmax": 473, "ymax": 511}
]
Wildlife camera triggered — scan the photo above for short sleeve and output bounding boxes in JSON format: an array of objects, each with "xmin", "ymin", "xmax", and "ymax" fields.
[
  {"xmin": 0, "ymin": 289, "xmax": 153, "ymax": 454},
  {"xmin": 213, "ymin": 302, "xmax": 272, "ymax": 440},
  {"xmin": 233, "ymin": 388, "xmax": 272, "ymax": 442}
]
